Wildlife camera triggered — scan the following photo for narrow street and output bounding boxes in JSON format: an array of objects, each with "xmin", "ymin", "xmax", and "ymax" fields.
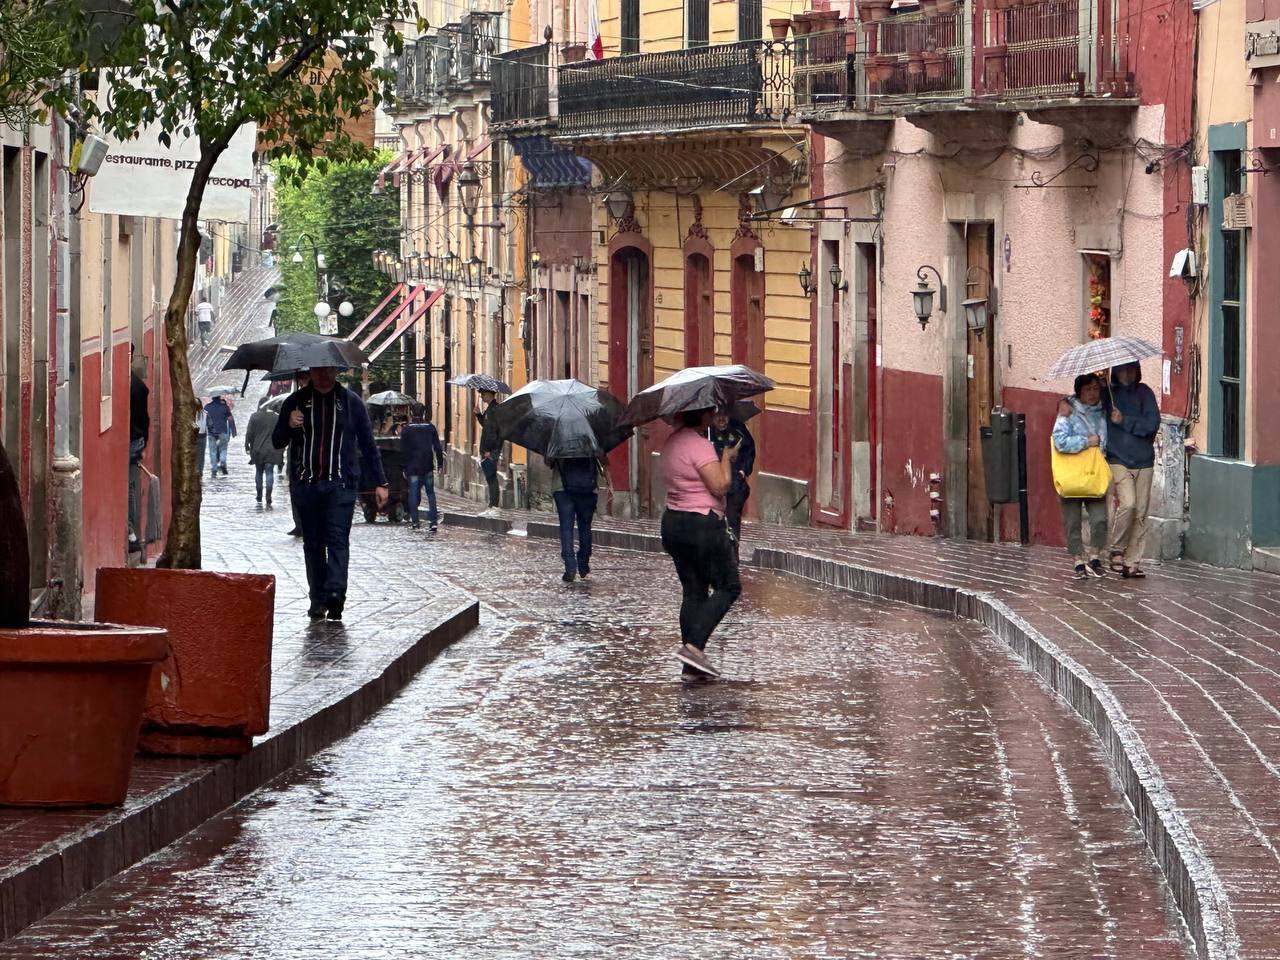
[{"xmin": 2, "ymin": 457, "xmax": 1193, "ymax": 957}]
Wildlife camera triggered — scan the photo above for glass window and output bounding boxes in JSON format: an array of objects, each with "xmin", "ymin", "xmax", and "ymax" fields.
[
  {"xmin": 739, "ymin": 0, "xmax": 762, "ymax": 41},
  {"xmin": 621, "ymin": 0, "xmax": 640, "ymax": 54},
  {"xmin": 687, "ymin": 0, "xmax": 709, "ymax": 47}
]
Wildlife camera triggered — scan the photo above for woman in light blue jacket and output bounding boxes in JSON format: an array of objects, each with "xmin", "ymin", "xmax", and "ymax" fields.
[{"xmin": 1052, "ymin": 373, "xmax": 1110, "ymax": 579}]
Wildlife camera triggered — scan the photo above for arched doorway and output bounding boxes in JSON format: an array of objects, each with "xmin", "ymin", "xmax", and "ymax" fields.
[
  {"xmin": 608, "ymin": 239, "xmax": 653, "ymax": 516},
  {"xmin": 683, "ymin": 239, "xmax": 714, "ymax": 366}
]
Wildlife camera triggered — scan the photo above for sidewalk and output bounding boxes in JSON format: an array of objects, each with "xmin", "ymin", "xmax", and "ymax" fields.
[
  {"xmin": 436, "ymin": 491, "xmax": 1280, "ymax": 960},
  {"xmin": 0, "ymin": 274, "xmax": 478, "ymax": 942}
]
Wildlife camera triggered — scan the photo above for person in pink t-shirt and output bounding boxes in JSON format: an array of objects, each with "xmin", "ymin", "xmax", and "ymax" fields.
[{"xmin": 659, "ymin": 406, "xmax": 742, "ymax": 679}]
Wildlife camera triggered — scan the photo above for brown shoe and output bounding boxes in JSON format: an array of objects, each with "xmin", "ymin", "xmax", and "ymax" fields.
[
  {"xmin": 1122, "ymin": 565, "xmax": 1147, "ymax": 579},
  {"xmin": 675, "ymin": 644, "xmax": 721, "ymax": 678}
]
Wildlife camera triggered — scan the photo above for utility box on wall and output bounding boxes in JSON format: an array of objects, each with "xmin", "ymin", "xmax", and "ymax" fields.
[{"xmin": 980, "ymin": 409, "xmax": 1019, "ymax": 504}]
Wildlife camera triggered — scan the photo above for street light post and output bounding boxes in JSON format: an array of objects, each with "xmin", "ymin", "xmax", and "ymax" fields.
[{"xmin": 291, "ymin": 231, "xmax": 329, "ymax": 322}]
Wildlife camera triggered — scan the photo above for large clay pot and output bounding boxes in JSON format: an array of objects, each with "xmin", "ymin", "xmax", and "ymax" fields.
[
  {"xmin": 769, "ymin": 17, "xmax": 791, "ymax": 40},
  {"xmin": 0, "ymin": 621, "xmax": 168, "ymax": 806},
  {"xmin": 96, "ymin": 567, "xmax": 275, "ymax": 757},
  {"xmin": 859, "ymin": 0, "xmax": 893, "ymax": 22}
]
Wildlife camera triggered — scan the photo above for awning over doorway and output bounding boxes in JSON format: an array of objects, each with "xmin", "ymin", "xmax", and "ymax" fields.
[
  {"xmin": 358, "ymin": 284, "xmax": 429, "ymax": 351},
  {"xmin": 347, "ymin": 284, "xmax": 405, "ymax": 344},
  {"xmin": 367, "ymin": 288, "xmax": 445, "ymax": 363}
]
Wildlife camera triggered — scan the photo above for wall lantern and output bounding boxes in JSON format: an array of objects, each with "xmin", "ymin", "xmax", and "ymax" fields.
[
  {"xmin": 912, "ymin": 264, "xmax": 946, "ymax": 330},
  {"xmin": 828, "ymin": 263, "xmax": 847, "ymax": 292},
  {"xmin": 603, "ymin": 188, "xmax": 633, "ymax": 221},
  {"xmin": 291, "ymin": 249, "xmax": 304, "ymax": 264},
  {"xmin": 467, "ymin": 255, "xmax": 484, "ymax": 288},
  {"xmin": 457, "ymin": 162, "xmax": 483, "ymax": 220},
  {"xmin": 797, "ymin": 262, "xmax": 813, "ymax": 299},
  {"xmin": 530, "ymin": 249, "xmax": 542, "ymax": 269},
  {"xmin": 962, "ymin": 265, "xmax": 998, "ymax": 337}
]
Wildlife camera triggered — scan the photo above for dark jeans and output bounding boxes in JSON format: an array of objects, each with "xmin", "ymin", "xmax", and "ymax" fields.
[
  {"xmin": 725, "ymin": 481, "xmax": 750, "ymax": 543},
  {"xmin": 554, "ymin": 489, "xmax": 597, "ymax": 574},
  {"xmin": 481, "ymin": 456, "xmax": 499, "ymax": 507},
  {"xmin": 661, "ymin": 508, "xmax": 742, "ymax": 651},
  {"xmin": 408, "ymin": 473, "xmax": 438, "ymax": 525},
  {"xmin": 293, "ymin": 480, "xmax": 358, "ymax": 608},
  {"xmin": 196, "ymin": 433, "xmax": 207, "ymax": 473},
  {"xmin": 255, "ymin": 463, "xmax": 275, "ymax": 500}
]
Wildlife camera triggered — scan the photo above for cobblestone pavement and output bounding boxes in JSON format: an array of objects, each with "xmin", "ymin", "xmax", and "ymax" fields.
[{"xmin": 2, "ymin": 522, "xmax": 1193, "ymax": 958}]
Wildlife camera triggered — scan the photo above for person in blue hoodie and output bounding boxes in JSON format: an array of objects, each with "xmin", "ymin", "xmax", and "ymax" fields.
[
  {"xmin": 1105, "ymin": 362, "xmax": 1159, "ymax": 578},
  {"xmin": 1052, "ymin": 373, "xmax": 1109, "ymax": 579}
]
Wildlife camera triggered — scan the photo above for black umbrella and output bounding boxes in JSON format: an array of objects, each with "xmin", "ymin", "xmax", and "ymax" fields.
[
  {"xmin": 449, "ymin": 372, "xmax": 512, "ymax": 394},
  {"xmin": 269, "ymin": 340, "xmax": 368, "ymax": 377},
  {"xmin": 621, "ymin": 364, "xmax": 774, "ymax": 427},
  {"xmin": 489, "ymin": 379, "xmax": 631, "ymax": 459},
  {"xmin": 368, "ymin": 389, "xmax": 415, "ymax": 407},
  {"xmin": 223, "ymin": 332, "xmax": 344, "ymax": 395}
]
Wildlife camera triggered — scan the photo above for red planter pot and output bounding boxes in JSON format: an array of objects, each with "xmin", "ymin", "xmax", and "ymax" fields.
[
  {"xmin": 96, "ymin": 567, "xmax": 276, "ymax": 757},
  {"xmin": 859, "ymin": 0, "xmax": 893, "ymax": 22},
  {"xmin": 769, "ymin": 18, "xmax": 791, "ymax": 40},
  {"xmin": 923, "ymin": 51, "xmax": 947, "ymax": 80},
  {"xmin": 0, "ymin": 621, "xmax": 168, "ymax": 806},
  {"xmin": 866, "ymin": 55, "xmax": 897, "ymax": 83}
]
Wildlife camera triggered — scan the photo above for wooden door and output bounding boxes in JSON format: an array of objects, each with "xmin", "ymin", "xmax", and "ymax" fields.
[
  {"xmin": 865, "ymin": 245, "xmax": 878, "ymax": 524},
  {"xmin": 731, "ymin": 253, "xmax": 764, "ymax": 372},
  {"xmin": 965, "ymin": 224, "xmax": 997, "ymax": 540},
  {"xmin": 684, "ymin": 252, "xmax": 713, "ymax": 366}
]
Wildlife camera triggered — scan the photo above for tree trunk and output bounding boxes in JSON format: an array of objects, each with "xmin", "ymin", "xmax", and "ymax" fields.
[
  {"xmin": 156, "ymin": 140, "xmax": 231, "ymax": 570},
  {"xmin": 0, "ymin": 437, "xmax": 31, "ymax": 628}
]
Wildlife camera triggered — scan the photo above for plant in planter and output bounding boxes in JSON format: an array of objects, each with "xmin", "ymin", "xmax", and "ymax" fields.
[
  {"xmin": 769, "ymin": 17, "xmax": 792, "ymax": 40},
  {"xmin": 0, "ymin": 441, "xmax": 168, "ymax": 806}
]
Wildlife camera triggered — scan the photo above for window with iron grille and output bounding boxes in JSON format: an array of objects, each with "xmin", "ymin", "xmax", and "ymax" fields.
[
  {"xmin": 687, "ymin": 0, "xmax": 709, "ymax": 47},
  {"xmin": 621, "ymin": 0, "xmax": 640, "ymax": 54},
  {"xmin": 739, "ymin": 0, "xmax": 762, "ymax": 41}
]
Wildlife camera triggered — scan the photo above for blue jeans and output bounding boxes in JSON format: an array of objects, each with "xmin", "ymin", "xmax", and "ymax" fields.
[
  {"xmin": 481, "ymin": 456, "xmax": 499, "ymax": 507},
  {"xmin": 255, "ymin": 463, "xmax": 275, "ymax": 500},
  {"xmin": 209, "ymin": 433, "xmax": 230, "ymax": 474},
  {"xmin": 292, "ymin": 480, "xmax": 358, "ymax": 608},
  {"xmin": 553, "ymin": 489, "xmax": 597, "ymax": 575},
  {"xmin": 196, "ymin": 433, "xmax": 207, "ymax": 473},
  {"xmin": 407, "ymin": 473, "xmax": 438, "ymax": 525}
]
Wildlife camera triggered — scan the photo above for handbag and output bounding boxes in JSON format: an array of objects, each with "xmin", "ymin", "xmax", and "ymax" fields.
[{"xmin": 1050, "ymin": 442, "xmax": 1110, "ymax": 499}]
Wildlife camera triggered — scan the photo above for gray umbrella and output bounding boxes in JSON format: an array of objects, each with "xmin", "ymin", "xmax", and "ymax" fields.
[
  {"xmin": 620, "ymin": 364, "xmax": 774, "ymax": 427},
  {"xmin": 368, "ymin": 390, "xmax": 416, "ymax": 406},
  {"xmin": 269, "ymin": 340, "xmax": 368, "ymax": 377},
  {"xmin": 489, "ymin": 379, "xmax": 630, "ymax": 459}
]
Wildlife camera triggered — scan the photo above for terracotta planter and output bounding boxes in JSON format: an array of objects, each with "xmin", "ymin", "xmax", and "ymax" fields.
[
  {"xmin": 560, "ymin": 42, "xmax": 588, "ymax": 64},
  {"xmin": 935, "ymin": 0, "xmax": 958, "ymax": 13},
  {"xmin": 919, "ymin": 0, "xmax": 940, "ymax": 14},
  {"xmin": 906, "ymin": 52, "xmax": 925, "ymax": 78},
  {"xmin": 769, "ymin": 17, "xmax": 792, "ymax": 40},
  {"xmin": 922, "ymin": 50, "xmax": 946, "ymax": 80},
  {"xmin": 0, "ymin": 621, "xmax": 168, "ymax": 806},
  {"xmin": 811, "ymin": 9, "xmax": 841, "ymax": 31},
  {"xmin": 866, "ymin": 54, "xmax": 896, "ymax": 83},
  {"xmin": 859, "ymin": 0, "xmax": 893, "ymax": 22},
  {"xmin": 791, "ymin": 12, "xmax": 814, "ymax": 35},
  {"xmin": 96, "ymin": 567, "xmax": 276, "ymax": 757}
]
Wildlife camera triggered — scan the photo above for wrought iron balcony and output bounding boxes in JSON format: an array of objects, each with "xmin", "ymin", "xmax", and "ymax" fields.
[
  {"xmin": 491, "ymin": 43, "xmax": 551, "ymax": 130},
  {"xmin": 793, "ymin": 0, "xmax": 1132, "ymax": 118},
  {"xmin": 557, "ymin": 39, "xmax": 793, "ymax": 137}
]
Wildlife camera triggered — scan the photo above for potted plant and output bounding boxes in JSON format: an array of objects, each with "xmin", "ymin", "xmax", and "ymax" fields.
[
  {"xmin": 0, "ymin": 441, "xmax": 168, "ymax": 806},
  {"xmin": 769, "ymin": 17, "xmax": 792, "ymax": 40},
  {"xmin": 906, "ymin": 51, "xmax": 925, "ymax": 79},
  {"xmin": 865, "ymin": 54, "xmax": 897, "ymax": 83}
]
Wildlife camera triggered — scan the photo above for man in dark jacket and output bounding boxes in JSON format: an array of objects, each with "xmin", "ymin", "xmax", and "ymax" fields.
[
  {"xmin": 710, "ymin": 410, "xmax": 756, "ymax": 547},
  {"xmin": 476, "ymin": 389, "xmax": 502, "ymax": 508},
  {"xmin": 204, "ymin": 393, "xmax": 236, "ymax": 479},
  {"xmin": 1106, "ymin": 361, "xmax": 1159, "ymax": 578},
  {"xmin": 244, "ymin": 404, "xmax": 284, "ymax": 508},
  {"xmin": 128, "ymin": 366, "xmax": 150, "ymax": 554},
  {"xmin": 400, "ymin": 411, "xmax": 445, "ymax": 530},
  {"xmin": 272, "ymin": 366, "xmax": 388, "ymax": 620}
]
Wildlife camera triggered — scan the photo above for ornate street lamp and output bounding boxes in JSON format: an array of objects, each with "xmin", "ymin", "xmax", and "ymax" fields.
[
  {"xmin": 603, "ymin": 188, "xmax": 633, "ymax": 222},
  {"xmin": 828, "ymin": 263, "xmax": 847, "ymax": 292},
  {"xmin": 797, "ymin": 262, "xmax": 813, "ymax": 299},
  {"xmin": 457, "ymin": 162, "xmax": 482, "ymax": 220},
  {"xmin": 913, "ymin": 264, "xmax": 946, "ymax": 331}
]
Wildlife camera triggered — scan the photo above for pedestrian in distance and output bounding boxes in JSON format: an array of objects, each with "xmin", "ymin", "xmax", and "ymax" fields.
[
  {"xmin": 204, "ymin": 392, "xmax": 236, "ymax": 479},
  {"xmin": 194, "ymin": 395, "xmax": 208, "ymax": 475},
  {"xmin": 710, "ymin": 409, "xmax": 755, "ymax": 551},
  {"xmin": 476, "ymin": 389, "xmax": 502, "ymax": 510},
  {"xmin": 1105, "ymin": 362, "xmax": 1159, "ymax": 578},
  {"xmin": 245, "ymin": 402, "xmax": 284, "ymax": 508},
  {"xmin": 195, "ymin": 296, "xmax": 215, "ymax": 347},
  {"xmin": 548, "ymin": 455, "xmax": 604, "ymax": 583},
  {"xmin": 659, "ymin": 406, "xmax": 743, "ymax": 679},
  {"xmin": 400, "ymin": 409, "xmax": 445, "ymax": 531},
  {"xmin": 1052, "ymin": 373, "xmax": 1111, "ymax": 580},
  {"xmin": 128, "ymin": 360, "xmax": 150, "ymax": 555},
  {"xmin": 272, "ymin": 365, "xmax": 389, "ymax": 621}
]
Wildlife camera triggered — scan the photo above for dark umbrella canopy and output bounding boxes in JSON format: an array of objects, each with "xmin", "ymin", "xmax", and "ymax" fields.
[
  {"xmin": 449, "ymin": 373, "xmax": 512, "ymax": 394},
  {"xmin": 368, "ymin": 390, "xmax": 415, "ymax": 407},
  {"xmin": 489, "ymin": 379, "xmax": 631, "ymax": 459},
  {"xmin": 269, "ymin": 340, "xmax": 367, "ymax": 377},
  {"xmin": 222, "ymin": 331, "xmax": 340, "ymax": 372},
  {"xmin": 621, "ymin": 364, "xmax": 774, "ymax": 427}
]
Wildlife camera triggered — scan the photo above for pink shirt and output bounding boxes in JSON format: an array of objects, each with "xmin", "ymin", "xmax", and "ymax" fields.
[{"xmin": 661, "ymin": 427, "xmax": 724, "ymax": 514}]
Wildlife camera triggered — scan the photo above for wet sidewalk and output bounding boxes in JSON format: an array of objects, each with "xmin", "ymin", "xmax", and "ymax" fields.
[
  {"xmin": 436, "ymin": 491, "xmax": 1280, "ymax": 960},
  {"xmin": 0, "ymin": 276, "xmax": 477, "ymax": 941},
  {"xmin": 1, "ymin": 530, "xmax": 1193, "ymax": 959}
]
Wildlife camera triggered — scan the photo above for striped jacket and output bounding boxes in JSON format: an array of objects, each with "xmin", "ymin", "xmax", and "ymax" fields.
[{"xmin": 272, "ymin": 385, "xmax": 388, "ymax": 489}]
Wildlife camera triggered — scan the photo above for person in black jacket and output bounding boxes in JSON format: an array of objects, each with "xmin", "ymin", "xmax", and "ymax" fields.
[
  {"xmin": 710, "ymin": 410, "xmax": 756, "ymax": 549},
  {"xmin": 1105, "ymin": 362, "xmax": 1160, "ymax": 578},
  {"xmin": 476, "ymin": 389, "xmax": 502, "ymax": 508},
  {"xmin": 272, "ymin": 367, "xmax": 388, "ymax": 621},
  {"xmin": 400, "ymin": 411, "xmax": 445, "ymax": 530},
  {"xmin": 128, "ymin": 365, "xmax": 150, "ymax": 554}
]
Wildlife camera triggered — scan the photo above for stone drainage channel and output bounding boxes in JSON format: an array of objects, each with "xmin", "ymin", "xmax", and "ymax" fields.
[{"xmin": 2, "ymin": 523, "xmax": 1193, "ymax": 958}]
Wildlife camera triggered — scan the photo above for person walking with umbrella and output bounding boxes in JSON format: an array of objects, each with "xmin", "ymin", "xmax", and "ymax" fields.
[
  {"xmin": 204, "ymin": 391, "xmax": 236, "ymax": 479},
  {"xmin": 400, "ymin": 408, "xmax": 445, "ymax": 531},
  {"xmin": 477, "ymin": 390, "xmax": 502, "ymax": 509},
  {"xmin": 547, "ymin": 454, "xmax": 606, "ymax": 582},
  {"xmin": 1105, "ymin": 362, "xmax": 1159, "ymax": 577},
  {"xmin": 244, "ymin": 401, "xmax": 284, "ymax": 508},
  {"xmin": 1052, "ymin": 373, "xmax": 1110, "ymax": 579},
  {"xmin": 272, "ymin": 354, "xmax": 388, "ymax": 621}
]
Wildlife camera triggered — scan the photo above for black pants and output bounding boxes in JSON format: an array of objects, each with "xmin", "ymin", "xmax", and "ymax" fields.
[
  {"xmin": 725, "ymin": 481, "xmax": 750, "ymax": 544},
  {"xmin": 554, "ymin": 489, "xmax": 597, "ymax": 574},
  {"xmin": 661, "ymin": 509, "xmax": 742, "ymax": 651},
  {"xmin": 293, "ymin": 480, "xmax": 357, "ymax": 608},
  {"xmin": 481, "ymin": 456, "xmax": 500, "ymax": 507}
]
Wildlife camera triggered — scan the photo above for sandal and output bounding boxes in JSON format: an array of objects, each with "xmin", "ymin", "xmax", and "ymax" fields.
[
  {"xmin": 1108, "ymin": 551, "xmax": 1125, "ymax": 573},
  {"xmin": 1122, "ymin": 565, "xmax": 1146, "ymax": 579}
]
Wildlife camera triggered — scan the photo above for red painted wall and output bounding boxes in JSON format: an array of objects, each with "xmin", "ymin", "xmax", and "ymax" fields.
[
  {"xmin": 878, "ymin": 369, "xmax": 944, "ymax": 537},
  {"xmin": 999, "ymin": 386, "xmax": 1068, "ymax": 548},
  {"xmin": 79, "ymin": 341, "xmax": 131, "ymax": 591}
]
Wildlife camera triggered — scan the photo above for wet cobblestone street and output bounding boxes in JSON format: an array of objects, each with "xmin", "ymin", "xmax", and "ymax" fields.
[{"xmin": 3, "ymin": 511, "xmax": 1193, "ymax": 957}]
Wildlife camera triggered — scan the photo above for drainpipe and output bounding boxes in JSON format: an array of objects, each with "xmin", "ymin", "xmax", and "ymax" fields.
[{"xmin": 46, "ymin": 81, "xmax": 83, "ymax": 619}]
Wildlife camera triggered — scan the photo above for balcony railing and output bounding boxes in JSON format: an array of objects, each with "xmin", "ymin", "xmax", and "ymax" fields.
[
  {"xmin": 793, "ymin": 0, "xmax": 1131, "ymax": 115},
  {"xmin": 491, "ymin": 43, "xmax": 551, "ymax": 129},
  {"xmin": 557, "ymin": 39, "xmax": 793, "ymax": 136}
]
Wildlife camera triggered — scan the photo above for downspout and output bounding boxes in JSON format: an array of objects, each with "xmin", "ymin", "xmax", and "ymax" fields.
[{"xmin": 46, "ymin": 80, "xmax": 83, "ymax": 619}]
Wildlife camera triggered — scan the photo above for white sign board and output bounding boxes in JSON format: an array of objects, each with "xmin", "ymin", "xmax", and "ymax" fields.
[{"xmin": 89, "ymin": 122, "xmax": 256, "ymax": 223}]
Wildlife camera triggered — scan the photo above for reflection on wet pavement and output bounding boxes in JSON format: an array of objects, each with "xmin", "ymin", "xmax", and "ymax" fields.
[{"xmin": 2, "ymin": 531, "xmax": 1194, "ymax": 959}]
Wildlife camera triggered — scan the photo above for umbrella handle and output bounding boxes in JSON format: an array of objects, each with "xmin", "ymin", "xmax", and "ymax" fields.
[{"xmin": 241, "ymin": 370, "xmax": 250, "ymax": 396}]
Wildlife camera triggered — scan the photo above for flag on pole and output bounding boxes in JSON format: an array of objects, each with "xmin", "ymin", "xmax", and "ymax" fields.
[{"xmin": 588, "ymin": 0, "xmax": 603, "ymax": 59}]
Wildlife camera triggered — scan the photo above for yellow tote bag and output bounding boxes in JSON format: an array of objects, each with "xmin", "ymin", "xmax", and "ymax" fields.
[{"xmin": 1050, "ymin": 442, "xmax": 1111, "ymax": 499}]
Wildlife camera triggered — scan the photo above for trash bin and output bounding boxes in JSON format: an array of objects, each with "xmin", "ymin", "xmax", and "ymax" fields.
[{"xmin": 980, "ymin": 409, "xmax": 1017, "ymax": 503}]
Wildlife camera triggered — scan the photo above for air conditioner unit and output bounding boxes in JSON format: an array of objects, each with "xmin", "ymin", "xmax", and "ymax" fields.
[{"xmin": 1223, "ymin": 193, "xmax": 1253, "ymax": 230}]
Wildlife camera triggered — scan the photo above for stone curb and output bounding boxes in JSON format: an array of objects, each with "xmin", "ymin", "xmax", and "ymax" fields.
[
  {"xmin": 0, "ymin": 601, "xmax": 480, "ymax": 943},
  {"xmin": 473, "ymin": 509, "xmax": 1232, "ymax": 960}
]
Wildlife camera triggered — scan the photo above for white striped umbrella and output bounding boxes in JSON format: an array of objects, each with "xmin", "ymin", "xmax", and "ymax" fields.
[{"xmin": 1047, "ymin": 336, "xmax": 1161, "ymax": 380}]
